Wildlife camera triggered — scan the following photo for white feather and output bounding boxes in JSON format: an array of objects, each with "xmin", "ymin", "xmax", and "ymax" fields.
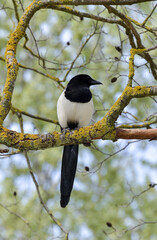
[{"xmin": 57, "ymin": 90, "xmax": 94, "ymax": 128}]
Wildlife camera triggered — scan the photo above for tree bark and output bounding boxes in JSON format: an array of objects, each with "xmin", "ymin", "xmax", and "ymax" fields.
[{"xmin": 116, "ymin": 128, "xmax": 157, "ymax": 140}]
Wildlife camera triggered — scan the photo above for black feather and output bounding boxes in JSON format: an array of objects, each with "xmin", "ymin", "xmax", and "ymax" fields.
[{"xmin": 60, "ymin": 144, "xmax": 79, "ymax": 208}]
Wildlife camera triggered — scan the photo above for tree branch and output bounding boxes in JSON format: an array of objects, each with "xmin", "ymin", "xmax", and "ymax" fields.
[
  {"xmin": 1, "ymin": 0, "xmax": 157, "ymax": 152},
  {"xmin": 0, "ymin": 85, "xmax": 157, "ymax": 150},
  {"xmin": 105, "ymin": 5, "xmax": 157, "ymax": 80},
  {"xmin": 37, "ymin": 0, "xmax": 156, "ymax": 6},
  {"xmin": 24, "ymin": 152, "xmax": 68, "ymax": 236},
  {"xmin": 11, "ymin": 106, "xmax": 59, "ymax": 125},
  {"xmin": 116, "ymin": 128, "xmax": 157, "ymax": 140}
]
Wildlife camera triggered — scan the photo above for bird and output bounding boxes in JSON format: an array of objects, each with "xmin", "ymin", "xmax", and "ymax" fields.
[{"xmin": 57, "ymin": 74, "xmax": 102, "ymax": 208}]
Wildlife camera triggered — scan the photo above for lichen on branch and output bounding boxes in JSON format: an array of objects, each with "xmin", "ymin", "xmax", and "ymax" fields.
[{"xmin": 0, "ymin": 0, "xmax": 157, "ymax": 152}]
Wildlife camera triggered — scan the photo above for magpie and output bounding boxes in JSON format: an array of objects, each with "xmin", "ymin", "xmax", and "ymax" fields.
[{"xmin": 57, "ymin": 74, "xmax": 102, "ymax": 208}]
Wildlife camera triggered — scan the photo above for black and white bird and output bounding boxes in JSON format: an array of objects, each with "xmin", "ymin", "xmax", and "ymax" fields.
[{"xmin": 57, "ymin": 74, "xmax": 102, "ymax": 208}]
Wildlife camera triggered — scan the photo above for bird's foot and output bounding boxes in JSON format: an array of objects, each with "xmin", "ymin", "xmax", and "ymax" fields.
[
  {"xmin": 73, "ymin": 126, "xmax": 80, "ymax": 131},
  {"xmin": 83, "ymin": 142, "xmax": 91, "ymax": 147},
  {"xmin": 61, "ymin": 128, "xmax": 71, "ymax": 134}
]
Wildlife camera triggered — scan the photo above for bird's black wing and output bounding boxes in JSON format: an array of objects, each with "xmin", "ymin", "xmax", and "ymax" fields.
[{"xmin": 60, "ymin": 144, "xmax": 79, "ymax": 208}]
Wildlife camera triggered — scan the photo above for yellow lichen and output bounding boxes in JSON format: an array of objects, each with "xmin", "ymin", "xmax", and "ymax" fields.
[
  {"xmin": 126, "ymin": 15, "xmax": 152, "ymax": 32},
  {"xmin": 128, "ymin": 48, "xmax": 146, "ymax": 85}
]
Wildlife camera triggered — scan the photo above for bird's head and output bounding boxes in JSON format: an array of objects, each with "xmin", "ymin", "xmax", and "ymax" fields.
[{"xmin": 67, "ymin": 74, "xmax": 102, "ymax": 89}]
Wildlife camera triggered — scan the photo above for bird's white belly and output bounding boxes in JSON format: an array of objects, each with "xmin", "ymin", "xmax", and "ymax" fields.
[{"xmin": 57, "ymin": 91, "xmax": 94, "ymax": 128}]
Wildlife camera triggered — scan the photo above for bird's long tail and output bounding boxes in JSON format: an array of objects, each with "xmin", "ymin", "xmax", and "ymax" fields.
[{"xmin": 60, "ymin": 144, "xmax": 79, "ymax": 208}]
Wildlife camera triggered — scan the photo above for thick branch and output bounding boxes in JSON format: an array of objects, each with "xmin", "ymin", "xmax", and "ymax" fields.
[
  {"xmin": 1, "ymin": 124, "xmax": 157, "ymax": 151},
  {"xmin": 38, "ymin": 0, "xmax": 156, "ymax": 6},
  {"xmin": 116, "ymin": 128, "xmax": 157, "ymax": 140},
  {"xmin": 1, "ymin": 0, "xmax": 157, "ymax": 152},
  {"xmin": 0, "ymin": 123, "xmax": 115, "ymax": 150},
  {"xmin": 52, "ymin": 5, "xmax": 125, "ymax": 25},
  {"xmin": 0, "ymin": 1, "xmax": 39, "ymax": 124},
  {"xmin": 0, "ymin": 0, "xmax": 123, "ymax": 124},
  {"xmin": 1, "ymin": 85, "xmax": 157, "ymax": 150},
  {"xmin": 1, "ymin": 0, "xmax": 156, "ymax": 125}
]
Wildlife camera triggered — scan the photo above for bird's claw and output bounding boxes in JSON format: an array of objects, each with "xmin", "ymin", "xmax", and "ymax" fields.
[{"xmin": 61, "ymin": 128, "xmax": 71, "ymax": 134}]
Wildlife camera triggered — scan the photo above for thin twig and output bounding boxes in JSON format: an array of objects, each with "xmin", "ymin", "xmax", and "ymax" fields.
[
  {"xmin": 11, "ymin": 106, "xmax": 59, "ymax": 125},
  {"xmin": 0, "ymin": 202, "xmax": 32, "ymax": 230},
  {"xmin": 24, "ymin": 152, "xmax": 68, "ymax": 237}
]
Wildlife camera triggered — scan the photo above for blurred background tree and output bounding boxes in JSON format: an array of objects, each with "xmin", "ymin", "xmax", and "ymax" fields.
[{"xmin": 0, "ymin": 0, "xmax": 157, "ymax": 239}]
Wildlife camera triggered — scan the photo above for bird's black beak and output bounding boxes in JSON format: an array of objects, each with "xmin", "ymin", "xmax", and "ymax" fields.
[{"xmin": 90, "ymin": 79, "xmax": 103, "ymax": 85}]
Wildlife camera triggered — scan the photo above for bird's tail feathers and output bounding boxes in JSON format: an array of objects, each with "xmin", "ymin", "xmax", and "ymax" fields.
[{"xmin": 60, "ymin": 144, "xmax": 79, "ymax": 208}]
